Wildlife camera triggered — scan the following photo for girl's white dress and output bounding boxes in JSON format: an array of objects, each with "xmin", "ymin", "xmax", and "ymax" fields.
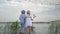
[{"xmin": 25, "ymin": 15, "xmax": 32, "ymax": 27}]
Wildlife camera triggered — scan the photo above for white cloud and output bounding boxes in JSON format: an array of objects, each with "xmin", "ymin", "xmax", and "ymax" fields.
[
  {"xmin": 31, "ymin": 0, "xmax": 60, "ymax": 5},
  {"xmin": 0, "ymin": 5, "xmax": 2, "ymax": 7},
  {"xmin": 0, "ymin": 0, "xmax": 60, "ymax": 22},
  {"xmin": 0, "ymin": 0, "xmax": 56, "ymax": 12}
]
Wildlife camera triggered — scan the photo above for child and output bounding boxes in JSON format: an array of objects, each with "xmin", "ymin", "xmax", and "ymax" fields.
[
  {"xmin": 25, "ymin": 10, "xmax": 36, "ymax": 34},
  {"xmin": 19, "ymin": 10, "xmax": 26, "ymax": 34}
]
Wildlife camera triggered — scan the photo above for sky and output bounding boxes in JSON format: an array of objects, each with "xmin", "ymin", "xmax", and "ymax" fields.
[{"xmin": 0, "ymin": 0, "xmax": 60, "ymax": 22}]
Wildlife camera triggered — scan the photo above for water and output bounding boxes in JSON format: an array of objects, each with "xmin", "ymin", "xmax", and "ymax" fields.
[{"xmin": 33, "ymin": 23, "xmax": 50, "ymax": 34}]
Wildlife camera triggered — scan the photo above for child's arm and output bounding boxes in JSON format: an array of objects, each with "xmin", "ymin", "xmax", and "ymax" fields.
[
  {"xmin": 24, "ymin": 16, "xmax": 26, "ymax": 24},
  {"xmin": 30, "ymin": 14, "xmax": 36, "ymax": 21},
  {"xmin": 30, "ymin": 16, "xmax": 33, "ymax": 21},
  {"xmin": 33, "ymin": 14, "xmax": 36, "ymax": 18}
]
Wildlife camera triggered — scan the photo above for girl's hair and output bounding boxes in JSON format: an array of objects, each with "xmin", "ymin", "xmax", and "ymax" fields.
[{"xmin": 27, "ymin": 10, "xmax": 30, "ymax": 14}]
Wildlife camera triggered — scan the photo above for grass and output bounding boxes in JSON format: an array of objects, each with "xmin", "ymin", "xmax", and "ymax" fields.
[{"xmin": 49, "ymin": 22, "xmax": 60, "ymax": 34}]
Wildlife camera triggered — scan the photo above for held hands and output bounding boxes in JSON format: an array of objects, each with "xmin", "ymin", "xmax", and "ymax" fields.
[
  {"xmin": 33, "ymin": 14, "xmax": 36, "ymax": 18},
  {"xmin": 30, "ymin": 14, "xmax": 36, "ymax": 21}
]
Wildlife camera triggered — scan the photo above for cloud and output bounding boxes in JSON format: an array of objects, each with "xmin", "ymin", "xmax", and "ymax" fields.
[
  {"xmin": 0, "ymin": 0, "xmax": 6, "ymax": 4},
  {"xmin": 31, "ymin": 0, "xmax": 60, "ymax": 5},
  {"xmin": 0, "ymin": 1, "xmax": 54, "ymax": 14},
  {"xmin": 0, "ymin": 0, "xmax": 60, "ymax": 22}
]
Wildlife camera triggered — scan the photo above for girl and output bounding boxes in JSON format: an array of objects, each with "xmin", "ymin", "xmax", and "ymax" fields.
[{"xmin": 25, "ymin": 10, "xmax": 36, "ymax": 34}]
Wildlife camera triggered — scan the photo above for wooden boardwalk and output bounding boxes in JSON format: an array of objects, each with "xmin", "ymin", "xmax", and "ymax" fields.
[
  {"xmin": 17, "ymin": 27, "xmax": 35, "ymax": 34},
  {"xmin": 0, "ymin": 23, "xmax": 50, "ymax": 34}
]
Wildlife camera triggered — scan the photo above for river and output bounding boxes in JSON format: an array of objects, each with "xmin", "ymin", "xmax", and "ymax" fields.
[{"xmin": 33, "ymin": 23, "xmax": 50, "ymax": 34}]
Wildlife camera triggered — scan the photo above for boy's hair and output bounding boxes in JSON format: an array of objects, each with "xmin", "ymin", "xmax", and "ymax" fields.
[{"xmin": 21, "ymin": 10, "xmax": 25, "ymax": 14}]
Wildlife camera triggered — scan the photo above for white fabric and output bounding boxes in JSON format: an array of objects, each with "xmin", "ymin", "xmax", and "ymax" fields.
[{"xmin": 25, "ymin": 15, "xmax": 32, "ymax": 27}]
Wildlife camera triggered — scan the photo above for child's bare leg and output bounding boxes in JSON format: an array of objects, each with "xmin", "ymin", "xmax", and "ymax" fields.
[{"xmin": 27, "ymin": 26, "xmax": 31, "ymax": 34}]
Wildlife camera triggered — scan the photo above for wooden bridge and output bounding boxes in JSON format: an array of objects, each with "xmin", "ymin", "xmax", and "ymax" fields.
[{"xmin": 17, "ymin": 26, "xmax": 35, "ymax": 34}]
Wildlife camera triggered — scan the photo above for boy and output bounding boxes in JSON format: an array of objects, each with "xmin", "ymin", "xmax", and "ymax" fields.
[{"xmin": 19, "ymin": 10, "xmax": 26, "ymax": 34}]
